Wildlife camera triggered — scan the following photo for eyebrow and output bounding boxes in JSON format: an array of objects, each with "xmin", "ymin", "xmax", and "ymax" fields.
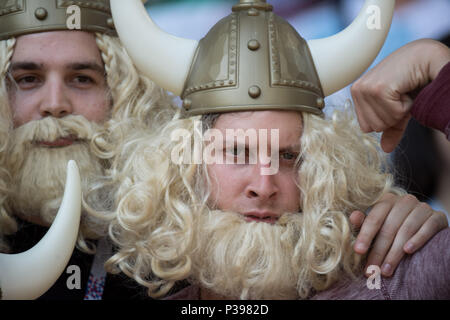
[
  {"xmin": 10, "ymin": 61, "xmax": 105, "ymax": 74},
  {"xmin": 67, "ymin": 62, "xmax": 105, "ymax": 74},
  {"xmin": 224, "ymin": 138, "xmax": 301, "ymax": 152},
  {"xmin": 10, "ymin": 62, "xmax": 42, "ymax": 71},
  {"xmin": 279, "ymin": 144, "xmax": 301, "ymax": 152}
]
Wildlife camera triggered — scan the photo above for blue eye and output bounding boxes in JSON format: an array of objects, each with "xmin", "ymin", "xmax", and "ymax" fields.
[
  {"xmin": 226, "ymin": 145, "xmax": 245, "ymax": 156},
  {"xmin": 281, "ymin": 152, "xmax": 297, "ymax": 160}
]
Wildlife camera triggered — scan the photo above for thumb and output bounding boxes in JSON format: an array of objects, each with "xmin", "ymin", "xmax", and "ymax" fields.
[{"xmin": 380, "ymin": 115, "xmax": 411, "ymax": 153}]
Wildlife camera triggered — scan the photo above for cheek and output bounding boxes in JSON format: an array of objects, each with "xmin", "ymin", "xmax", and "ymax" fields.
[
  {"xmin": 89, "ymin": 100, "xmax": 109, "ymax": 123},
  {"xmin": 9, "ymin": 90, "xmax": 36, "ymax": 127},
  {"xmin": 279, "ymin": 173, "xmax": 301, "ymax": 211},
  {"xmin": 73, "ymin": 91, "xmax": 110, "ymax": 123},
  {"xmin": 207, "ymin": 164, "xmax": 243, "ymax": 209}
]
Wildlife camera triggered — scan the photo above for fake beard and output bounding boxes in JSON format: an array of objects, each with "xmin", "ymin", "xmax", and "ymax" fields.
[
  {"xmin": 190, "ymin": 210, "xmax": 307, "ymax": 300},
  {"xmin": 5, "ymin": 115, "xmax": 106, "ymax": 236}
]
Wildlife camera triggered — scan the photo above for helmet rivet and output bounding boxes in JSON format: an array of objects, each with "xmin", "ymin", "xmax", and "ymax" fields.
[
  {"xmin": 35, "ymin": 8, "xmax": 48, "ymax": 20},
  {"xmin": 317, "ymin": 97, "xmax": 325, "ymax": 109},
  {"xmin": 183, "ymin": 99, "xmax": 192, "ymax": 110},
  {"xmin": 248, "ymin": 86, "xmax": 261, "ymax": 99},
  {"xmin": 248, "ymin": 39, "xmax": 260, "ymax": 51},
  {"xmin": 248, "ymin": 8, "xmax": 259, "ymax": 16}
]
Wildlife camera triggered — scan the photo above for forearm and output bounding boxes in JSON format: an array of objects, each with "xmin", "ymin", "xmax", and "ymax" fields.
[{"xmin": 411, "ymin": 61, "xmax": 450, "ymax": 139}]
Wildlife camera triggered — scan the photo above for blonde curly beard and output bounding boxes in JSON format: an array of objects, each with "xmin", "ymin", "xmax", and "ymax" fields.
[
  {"xmin": 105, "ymin": 108, "xmax": 392, "ymax": 299},
  {"xmin": 5, "ymin": 115, "xmax": 107, "ymax": 238},
  {"xmin": 190, "ymin": 209, "xmax": 307, "ymax": 300}
]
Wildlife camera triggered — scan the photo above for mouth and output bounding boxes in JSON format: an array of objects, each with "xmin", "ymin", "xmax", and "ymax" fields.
[
  {"xmin": 35, "ymin": 136, "xmax": 80, "ymax": 148},
  {"xmin": 242, "ymin": 211, "xmax": 279, "ymax": 224}
]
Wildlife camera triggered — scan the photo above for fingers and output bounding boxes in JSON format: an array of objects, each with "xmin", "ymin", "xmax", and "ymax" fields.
[
  {"xmin": 352, "ymin": 81, "xmax": 389, "ymax": 133},
  {"xmin": 349, "ymin": 210, "xmax": 366, "ymax": 231},
  {"xmin": 351, "ymin": 77, "xmax": 414, "ymax": 143},
  {"xmin": 374, "ymin": 201, "xmax": 432, "ymax": 277},
  {"xmin": 403, "ymin": 210, "xmax": 449, "ymax": 254},
  {"xmin": 363, "ymin": 195, "xmax": 418, "ymax": 276},
  {"xmin": 365, "ymin": 198, "xmax": 448, "ymax": 278},
  {"xmin": 354, "ymin": 193, "xmax": 396, "ymax": 255},
  {"xmin": 351, "ymin": 92, "xmax": 370, "ymax": 133},
  {"xmin": 351, "ymin": 40, "xmax": 440, "ymax": 137}
]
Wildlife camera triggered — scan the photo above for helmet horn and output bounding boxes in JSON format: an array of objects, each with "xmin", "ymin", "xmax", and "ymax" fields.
[
  {"xmin": 110, "ymin": 0, "xmax": 199, "ymax": 95},
  {"xmin": 307, "ymin": 0, "xmax": 395, "ymax": 96},
  {"xmin": 0, "ymin": 161, "xmax": 81, "ymax": 300}
]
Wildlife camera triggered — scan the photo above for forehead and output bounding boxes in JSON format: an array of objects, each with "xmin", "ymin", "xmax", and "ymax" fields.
[
  {"xmin": 11, "ymin": 31, "xmax": 103, "ymax": 65},
  {"xmin": 213, "ymin": 110, "xmax": 303, "ymax": 146}
]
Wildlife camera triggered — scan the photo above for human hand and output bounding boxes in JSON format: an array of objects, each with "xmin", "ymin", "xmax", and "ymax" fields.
[
  {"xmin": 350, "ymin": 193, "xmax": 448, "ymax": 277},
  {"xmin": 351, "ymin": 39, "xmax": 450, "ymax": 153}
]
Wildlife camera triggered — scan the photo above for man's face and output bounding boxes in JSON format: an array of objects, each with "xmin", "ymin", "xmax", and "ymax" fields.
[
  {"xmin": 8, "ymin": 31, "xmax": 109, "ymax": 130},
  {"xmin": 207, "ymin": 111, "xmax": 302, "ymax": 222},
  {"xmin": 3, "ymin": 31, "xmax": 109, "ymax": 230}
]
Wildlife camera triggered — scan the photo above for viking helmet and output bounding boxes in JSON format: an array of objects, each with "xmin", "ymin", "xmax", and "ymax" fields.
[
  {"xmin": 0, "ymin": 0, "xmax": 116, "ymax": 40},
  {"xmin": 111, "ymin": 0, "xmax": 395, "ymax": 115}
]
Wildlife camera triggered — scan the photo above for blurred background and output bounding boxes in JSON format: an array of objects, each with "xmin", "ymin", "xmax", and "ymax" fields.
[{"xmin": 144, "ymin": 0, "xmax": 450, "ymax": 221}]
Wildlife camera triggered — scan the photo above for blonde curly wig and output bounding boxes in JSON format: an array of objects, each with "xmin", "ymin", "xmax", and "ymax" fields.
[
  {"xmin": 105, "ymin": 104, "xmax": 403, "ymax": 299},
  {"xmin": 0, "ymin": 38, "xmax": 16, "ymax": 253}
]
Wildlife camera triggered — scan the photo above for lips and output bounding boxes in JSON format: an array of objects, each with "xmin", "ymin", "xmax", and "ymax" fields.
[
  {"xmin": 36, "ymin": 137, "xmax": 77, "ymax": 148},
  {"xmin": 242, "ymin": 211, "xmax": 279, "ymax": 224}
]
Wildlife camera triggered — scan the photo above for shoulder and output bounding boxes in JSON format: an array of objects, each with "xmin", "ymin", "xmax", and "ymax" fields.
[
  {"xmin": 383, "ymin": 228, "xmax": 450, "ymax": 299},
  {"xmin": 311, "ymin": 229, "xmax": 450, "ymax": 300},
  {"xmin": 407, "ymin": 227, "xmax": 450, "ymax": 266}
]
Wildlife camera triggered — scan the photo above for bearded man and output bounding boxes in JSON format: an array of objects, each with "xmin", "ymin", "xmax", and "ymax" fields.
[
  {"xmin": 105, "ymin": 0, "xmax": 449, "ymax": 300},
  {"xmin": 0, "ymin": 0, "xmax": 175, "ymax": 299}
]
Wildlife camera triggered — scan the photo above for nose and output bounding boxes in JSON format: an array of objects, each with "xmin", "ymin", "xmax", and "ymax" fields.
[
  {"xmin": 39, "ymin": 78, "xmax": 72, "ymax": 119},
  {"xmin": 245, "ymin": 163, "xmax": 279, "ymax": 201}
]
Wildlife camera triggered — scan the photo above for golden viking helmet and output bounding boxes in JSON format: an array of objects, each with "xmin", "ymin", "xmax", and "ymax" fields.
[
  {"xmin": 111, "ymin": 0, "xmax": 395, "ymax": 116},
  {"xmin": 0, "ymin": 0, "xmax": 116, "ymax": 40}
]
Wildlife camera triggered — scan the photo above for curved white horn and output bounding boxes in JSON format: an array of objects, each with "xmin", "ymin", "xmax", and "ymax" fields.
[
  {"xmin": 110, "ymin": 0, "xmax": 199, "ymax": 96},
  {"xmin": 0, "ymin": 160, "xmax": 81, "ymax": 300},
  {"xmin": 308, "ymin": 0, "xmax": 395, "ymax": 96}
]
